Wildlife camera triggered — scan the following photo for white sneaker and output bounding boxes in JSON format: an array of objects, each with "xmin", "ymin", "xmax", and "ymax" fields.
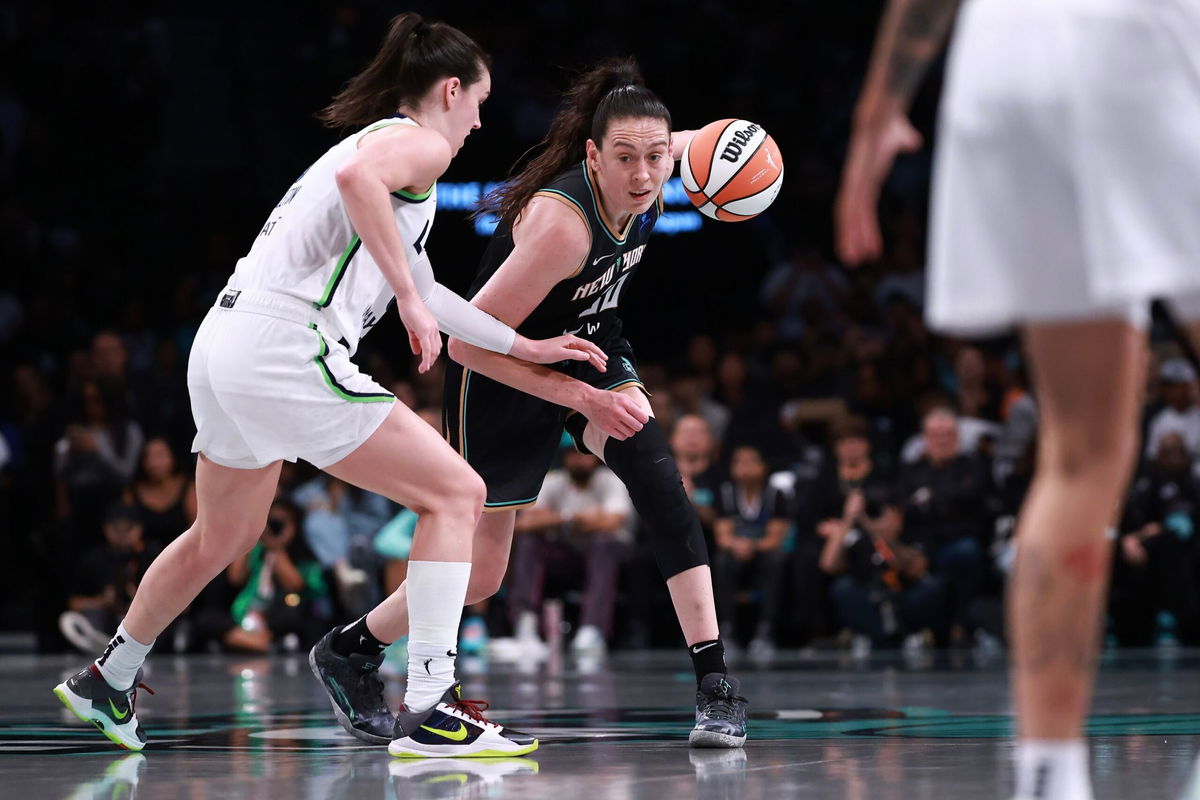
[
  {"xmin": 747, "ymin": 636, "xmax": 776, "ymax": 662},
  {"xmin": 58, "ymin": 612, "xmax": 112, "ymax": 654},
  {"xmin": 570, "ymin": 625, "xmax": 607, "ymax": 657},
  {"xmin": 514, "ymin": 612, "xmax": 549, "ymax": 658}
]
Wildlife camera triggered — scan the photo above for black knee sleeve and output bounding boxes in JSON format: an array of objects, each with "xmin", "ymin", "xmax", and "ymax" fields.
[{"xmin": 602, "ymin": 418, "xmax": 709, "ymax": 579}]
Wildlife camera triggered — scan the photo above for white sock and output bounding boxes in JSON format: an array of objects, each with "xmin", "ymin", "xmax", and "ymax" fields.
[
  {"xmin": 94, "ymin": 622, "xmax": 154, "ymax": 691},
  {"xmin": 1015, "ymin": 740, "xmax": 1093, "ymax": 800},
  {"xmin": 404, "ymin": 560, "xmax": 470, "ymax": 713}
]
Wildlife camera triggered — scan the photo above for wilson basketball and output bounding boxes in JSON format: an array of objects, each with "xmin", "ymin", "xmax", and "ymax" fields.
[{"xmin": 680, "ymin": 118, "xmax": 784, "ymax": 221}]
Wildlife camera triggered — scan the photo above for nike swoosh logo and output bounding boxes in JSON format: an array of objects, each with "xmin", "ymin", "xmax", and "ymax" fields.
[
  {"xmin": 691, "ymin": 642, "xmax": 718, "ymax": 654},
  {"xmin": 108, "ymin": 699, "xmax": 129, "ymax": 721},
  {"xmin": 420, "ymin": 722, "xmax": 468, "ymax": 742},
  {"xmin": 592, "ymin": 252, "xmax": 617, "ymax": 267},
  {"xmin": 446, "ymin": 650, "xmax": 457, "ymax": 658}
]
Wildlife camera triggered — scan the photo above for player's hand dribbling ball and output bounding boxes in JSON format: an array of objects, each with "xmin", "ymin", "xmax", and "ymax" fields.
[{"xmin": 681, "ymin": 119, "xmax": 784, "ymax": 221}]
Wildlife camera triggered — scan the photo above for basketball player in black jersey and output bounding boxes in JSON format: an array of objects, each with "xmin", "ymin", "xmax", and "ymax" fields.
[
  {"xmin": 321, "ymin": 57, "xmax": 749, "ymax": 748},
  {"xmin": 452, "ymin": 56, "xmax": 746, "ymax": 747}
]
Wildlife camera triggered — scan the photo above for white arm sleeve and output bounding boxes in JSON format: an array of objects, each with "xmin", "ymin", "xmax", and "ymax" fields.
[{"xmin": 409, "ymin": 254, "xmax": 516, "ymax": 355}]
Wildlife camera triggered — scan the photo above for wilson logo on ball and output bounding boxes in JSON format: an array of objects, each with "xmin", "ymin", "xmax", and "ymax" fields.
[
  {"xmin": 719, "ymin": 123, "xmax": 762, "ymax": 163},
  {"xmin": 682, "ymin": 118, "xmax": 784, "ymax": 222}
]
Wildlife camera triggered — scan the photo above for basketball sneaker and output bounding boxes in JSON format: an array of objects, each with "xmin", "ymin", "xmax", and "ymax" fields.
[
  {"xmin": 309, "ymin": 629, "xmax": 395, "ymax": 744},
  {"xmin": 689, "ymin": 673, "xmax": 748, "ymax": 748},
  {"xmin": 388, "ymin": 682, "xmax": 538, "ymax": 758},
  {"xmin": 53, "ymin": 665, "xmax": 153, "ymax": 751}
]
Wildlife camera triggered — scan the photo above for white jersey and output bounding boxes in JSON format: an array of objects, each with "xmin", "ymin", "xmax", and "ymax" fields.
[{"xmin": 228, "ymin": 115, "xmax": 435, "ymax": 355}]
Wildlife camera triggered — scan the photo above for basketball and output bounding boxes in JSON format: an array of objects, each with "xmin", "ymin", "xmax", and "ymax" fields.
[{"xmin": 681, "ymin": 118, "xmax": 784, "ymax": 221}]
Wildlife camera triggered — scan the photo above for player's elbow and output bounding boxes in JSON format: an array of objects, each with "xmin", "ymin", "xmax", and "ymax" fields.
[{"xmin": 447, "ymin": 336, "xmax": 472, "ymax": 365}]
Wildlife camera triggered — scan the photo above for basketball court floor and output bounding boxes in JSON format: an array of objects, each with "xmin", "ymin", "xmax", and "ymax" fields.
[{"xmin": 3, "ymin": 649, "xmax": 1198, "ymax": 799}]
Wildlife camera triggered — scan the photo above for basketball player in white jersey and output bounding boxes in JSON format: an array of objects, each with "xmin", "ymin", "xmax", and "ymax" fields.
[
  {"xmin": 52, "ymin": 13, "xmax": 608, "ymax": 758},
  {"xmin": 836, "ymin": 1, "xmax": 1200, "ymax": 798}
]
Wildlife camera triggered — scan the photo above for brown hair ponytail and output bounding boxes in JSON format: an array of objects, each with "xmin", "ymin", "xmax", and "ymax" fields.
[
  {"xmin": 317, "ymin": 13, "xmax": 490, "ymax": 129},
  {"xmin": 479, "ymin": 56, "xmax": 671, "ymax": 227}
]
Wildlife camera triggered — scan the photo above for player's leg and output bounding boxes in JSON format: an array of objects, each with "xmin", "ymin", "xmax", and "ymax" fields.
[
  {"xmin": 1010, "ymin": 319, "xmax": 1143, "ymax": 800},
  {"xmin": 54, "ymin": 454, "xmax": 281, "ymax": 751},
  {"xmin": 580, "ymin": 386, "xmax": 746, "ymax": 748},
  {"xmin": 318, "ymin": 402, "xmax": 534, "ymax": 757}
]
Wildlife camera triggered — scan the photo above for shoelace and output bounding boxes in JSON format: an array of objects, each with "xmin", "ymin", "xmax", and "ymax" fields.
[
  {"xmin": 450, "ymin": 698, "xmax": 498, "ymax": 729},
  {"xmin": 129, "ymin": 682, "xmax": 155, "ymax": 714},
  {"xmin": 700, "ymin": 692, "xmax": 745, "ymax": 721}
]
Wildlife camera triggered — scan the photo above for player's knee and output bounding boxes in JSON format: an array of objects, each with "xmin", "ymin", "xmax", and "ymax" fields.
[{"xmin": 1040, "ymin": 425, "xmax": 1137, "ymax": 485}]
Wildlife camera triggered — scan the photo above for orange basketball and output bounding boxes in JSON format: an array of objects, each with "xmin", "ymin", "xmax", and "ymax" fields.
[{"xmin": 680, "ymin": 118, "xmax": 784, "ymax": 222}]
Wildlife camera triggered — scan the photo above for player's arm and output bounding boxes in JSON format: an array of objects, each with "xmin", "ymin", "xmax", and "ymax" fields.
[
  {"xmin": 340, "ymin": 126, "xmax": 603, "ymax": 371},
  {"xmin": 670, "ymin": 130, "xmax": 697, "ymax": 163},
  {"xmin": 835, "ymin": 0, "xmax": 961, "ymax": 266},
  {"xmin": 336, "ymin": 126, "xmax": 452, "ymax": 372},
  {"xmin": 446, "ymin": 197, "xmax": 648, "ymax": 440}
]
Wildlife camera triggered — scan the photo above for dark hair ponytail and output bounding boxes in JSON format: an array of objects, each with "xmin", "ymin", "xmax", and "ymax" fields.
[
  {"xmin": 479, "ymin": 56, "xmax": 671, "ymax": 227},
  {"xmin": 318, "ymin": 13, "xmax": 490, "ymax": 129}
]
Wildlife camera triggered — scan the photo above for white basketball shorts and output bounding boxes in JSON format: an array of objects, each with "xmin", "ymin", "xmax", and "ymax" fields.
[
  {"xmin": 928, "ymin": 0, "xmax": 1200, "ymax": 335},
  {"xmin": 188, "ymin": 288, "xmax": 394, "ymax": 470}
]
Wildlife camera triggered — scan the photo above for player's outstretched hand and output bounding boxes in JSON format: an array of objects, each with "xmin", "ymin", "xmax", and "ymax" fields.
[
  {"xmin": 583, "ymin": 388, "xmax": 649, "ymax": 441},
  {"xmin": 511, "ymin": 334, "xmax": 608, "ymax": 372},
  {"xmin": 396, "ymin": 295, "xmax": 442, "ymax": 374},
  {"xmin": 835, "ymin": 112, "xmax": 923, "ymax": 266}
]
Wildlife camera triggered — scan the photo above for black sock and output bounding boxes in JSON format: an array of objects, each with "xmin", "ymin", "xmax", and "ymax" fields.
[
  {"xmin": 332, "ymin": 615, "xmax": 389, "ymax": 658},
  {"xmin": 688, "ymin": 639, "xmax": 727, "ymax": 686}
]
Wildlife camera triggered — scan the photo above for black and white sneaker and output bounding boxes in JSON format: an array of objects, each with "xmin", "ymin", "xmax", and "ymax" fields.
[
  {"xmin": 53, "ymin": 665, "xmax": 153, "ymax": 751},
  {"xmin": 388, "ymin": 682, "xmax": 538, "ymax": 758},
  {"xmin": 309, "ymin": 629, "xmax": 395, "ymax": 744},
  {"xmin": 689, "ymin": 673, "xmax": 748, "ymax": 748}
]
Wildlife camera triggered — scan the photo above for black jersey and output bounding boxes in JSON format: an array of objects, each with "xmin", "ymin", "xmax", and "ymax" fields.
[{"xmin": 468, "ymin": 161, "xmax": 663, "ymax": 341}]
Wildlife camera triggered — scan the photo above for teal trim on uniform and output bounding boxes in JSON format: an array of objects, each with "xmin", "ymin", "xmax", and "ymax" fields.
[
  {"xmin": 392, "ymin": 183, "xmax": 435, "ymax": 203},
  {"xmin": 315, "ymin": 235, "xmax": 361, "ymax": 309},
  {"xmin": 484, "ymin": 495, "xmax": 541, "ymax": 508},
  {"xmin": 310, "ymin": 324, "xmax": 394, "ymax": 403},
  {"xmin": 581, "ymin": 161, "xmax": 629, "ymax": 245}
]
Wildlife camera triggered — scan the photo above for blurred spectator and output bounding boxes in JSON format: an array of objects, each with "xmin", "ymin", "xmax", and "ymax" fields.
[
  {"xmin": 819, "ymin": 460, "xmax": 943, "ymax": 653},
  {"xmin": 671, "ymin": 414, "xmax": 720, "ymax": 529},
  {"xmin": 712, "ymin": 445, "xmax": 790, "ymax": 658},
  {"xmin": 53, "ymin": 378, "xmax": 145, "ymax": 542},
  {"xmin": 953, "ymin": 345, "xmax": 1001, "ymax": 422},
  {"xmin": 1144, "ymin": 358, "xmax": 1200, "ymax": 459},
  {"xmin": 58, "ymin": 502, "xmax": 159, "ymax": 654},
  {"xmin": 226, "ymin": 498, "xmax": 331, "ymax": 652},
  {"xmin": 669, "ymin": 364, "xmax": 730, "ymax": 444},
  {"xmin": 897, "ymin": 407, "xmax": 992, "ymax": 642},
  {"xmin": 510, "ymin": 448, "xmax": 634, "ymax": 657},
  {"xmin": 1111, "ymin": 432, "xmax": 1200, "ymax": 645},
  {"xmin": 293, "ymin": 475, "xmax": 393, "ymax": 616},
  {"xmin": 759, "ymin": 246, "xmax": 851, "ymax": 342},
  {"xmin": 123, "ymin": 437, "xmax": 196, "ymax": 550}
]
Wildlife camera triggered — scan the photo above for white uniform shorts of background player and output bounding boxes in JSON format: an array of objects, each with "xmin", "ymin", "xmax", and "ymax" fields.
[
  {"xmin": 188, "ymin": 115, "xmax": 514, "ymax": 470},
  {"xmin": 928, "ymin": 0, "xmax": 1200, "ymax": 335}
]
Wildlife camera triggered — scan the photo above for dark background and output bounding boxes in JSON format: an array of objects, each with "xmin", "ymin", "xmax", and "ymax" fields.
[{"xmin": 0, "ymin": 0, "xmax": 954, "ymax": 636}]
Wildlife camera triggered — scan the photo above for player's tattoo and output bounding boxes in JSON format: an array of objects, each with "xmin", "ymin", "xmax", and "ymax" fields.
[{"xmin": 881, "ymin": 0, "xmax": 962, "ymax": 106}]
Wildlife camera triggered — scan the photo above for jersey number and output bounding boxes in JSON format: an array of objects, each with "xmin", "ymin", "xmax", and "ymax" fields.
[{"xmin": 579, "ymin": 274, "xmax": 629, "ymax": 319}]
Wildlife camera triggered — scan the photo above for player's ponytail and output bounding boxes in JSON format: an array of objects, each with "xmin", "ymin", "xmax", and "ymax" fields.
[
  {"xmin": 480, "ymin": 56, "xmax": 671, "ymax": 227},
  {"xmin": 318, "ymin": 13, "xmax": 490, "ymax": 129}
]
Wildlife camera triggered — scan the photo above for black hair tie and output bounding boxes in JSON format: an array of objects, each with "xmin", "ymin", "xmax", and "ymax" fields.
[{"xmin": 414, "ymin": 20, "xmax": 432, "ymax": 37}]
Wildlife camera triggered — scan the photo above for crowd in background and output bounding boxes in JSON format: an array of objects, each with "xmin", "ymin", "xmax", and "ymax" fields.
[{"xmin": 2, "ymin": 3, "xmax": 1199, "ymax": 656}]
